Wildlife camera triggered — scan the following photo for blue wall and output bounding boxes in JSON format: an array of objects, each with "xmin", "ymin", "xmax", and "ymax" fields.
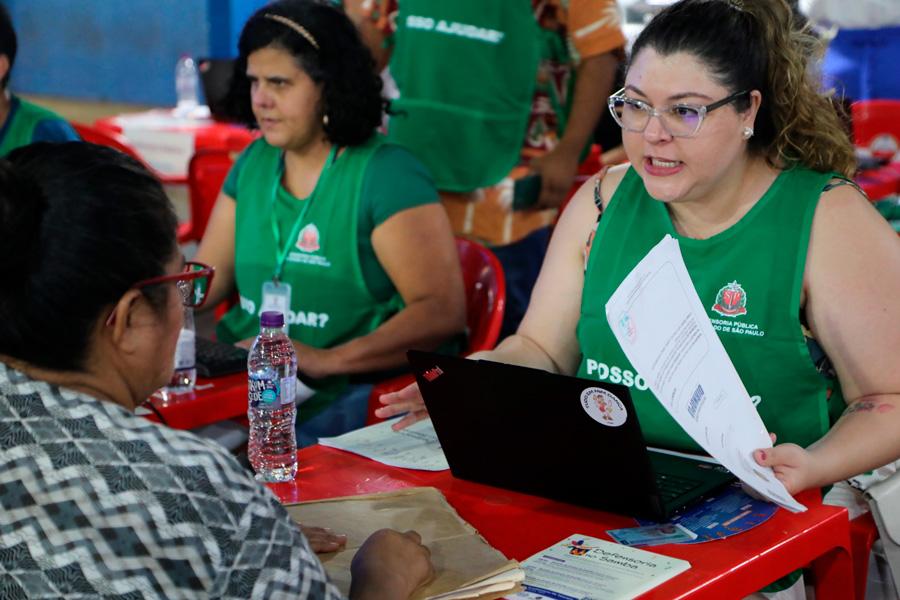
[{"xmin": 5, "ymin": 0, "xmax": 268, "ymax": 105}]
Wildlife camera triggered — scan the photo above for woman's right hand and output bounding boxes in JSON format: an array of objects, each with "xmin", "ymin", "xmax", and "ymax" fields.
[
  {"xmin": 349, "ymin": 529, "xmax": 434, "ymax": 600},
  {"xmin": 373, "ymin": 381, "xmax": 429, "ymax": 430}
]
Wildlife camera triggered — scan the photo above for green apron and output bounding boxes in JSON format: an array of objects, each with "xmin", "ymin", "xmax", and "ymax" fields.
[
  {"xmin": 218, "ymin": 136, "xmax": 403, "ymax": 419},
  {"xmin": 387, "ymin": 0, "xmax": 540, "ymax": 192},
  {"xmin": 0, "ymin": 97, "xmax": 66, "ymax": 157},
  {"xmin": 576, "ymin": 166, "xmax": 844, "ymax": 453}
]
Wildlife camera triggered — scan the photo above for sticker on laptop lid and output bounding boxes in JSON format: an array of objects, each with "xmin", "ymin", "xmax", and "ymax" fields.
[
  {"xmin": 422, "ymin": 366, "xmax": 443, "ymax": 382},
  {"xmin": 581, "ymin": 387, "xmax": 627, "ymax": 427}
]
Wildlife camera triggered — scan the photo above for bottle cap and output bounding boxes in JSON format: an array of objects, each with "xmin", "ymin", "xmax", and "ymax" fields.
[{"xmin": 260, "ymin": 311, "xmax": 284, "ymax": 328}]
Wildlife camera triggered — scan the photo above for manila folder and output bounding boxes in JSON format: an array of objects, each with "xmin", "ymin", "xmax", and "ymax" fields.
[{"xmin": 284, "ymin": 487, "xmax": 523, "ymax": 600}]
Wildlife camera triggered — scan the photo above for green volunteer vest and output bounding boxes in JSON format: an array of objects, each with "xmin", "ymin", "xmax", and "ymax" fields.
[
  {"xmin": 576, "ymin": 166, "xmax": 844, "ymax": 453},
  {"xmin": 217, "ymin": 136, "xmax": 403, "ymax": 418},
  {"xmin": 0, "ymin": 97, "xmax": 65, "ymax": 156},
  {"xmin": 387, "ymin": 0, "xmax": 540, "ymax": 191}
]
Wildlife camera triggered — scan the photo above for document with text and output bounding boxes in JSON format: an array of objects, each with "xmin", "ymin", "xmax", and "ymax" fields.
[
  {"xmin": 508, "ymin": 534, "xmax": 690, "ymax": 600},
  {"xmin": 318, "ymin": 417, "xmax": 449, "ymax": 471},
  {"xmin": 604, "ymin": 235, "xmax": 805, "ymax": 512}
]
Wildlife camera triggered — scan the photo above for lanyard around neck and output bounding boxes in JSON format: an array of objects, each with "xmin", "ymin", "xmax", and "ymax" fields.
[{"xmin": 269, "ymin": 145, "xmax": 338, "ymax": 282}]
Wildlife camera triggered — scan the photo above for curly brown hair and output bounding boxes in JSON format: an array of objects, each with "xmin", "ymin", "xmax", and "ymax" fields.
[{"xmin": 631, "ymin": 0, "xmax": 856, "ymax": 177}]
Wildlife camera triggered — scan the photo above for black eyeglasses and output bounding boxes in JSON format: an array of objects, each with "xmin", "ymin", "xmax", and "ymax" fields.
[{"xmin": 607, "ymin": 88, "xmax": 750, "ymax": 138}]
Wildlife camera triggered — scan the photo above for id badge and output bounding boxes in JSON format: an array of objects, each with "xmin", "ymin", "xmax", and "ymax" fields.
[{"xmin": 261, "ymin": 280, "xmax": 292, "ymax": 324}]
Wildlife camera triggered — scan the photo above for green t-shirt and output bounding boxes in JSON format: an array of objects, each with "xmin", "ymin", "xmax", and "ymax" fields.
[{"xmin": 223, "ymin": 141, "xmax": 438, "ymax": 301}]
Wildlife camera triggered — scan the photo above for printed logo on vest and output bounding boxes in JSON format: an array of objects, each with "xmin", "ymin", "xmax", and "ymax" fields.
[
  {"xmin": 581, "ymin": 387, "xmax": 628, "ymax": 427},
  {"xmin": 296, "ymin": 223, "xmax": 321, "ymax": 253},
  {"xmin": 712, "ymin": 281, "xmax": 748, "ymax": 317}
]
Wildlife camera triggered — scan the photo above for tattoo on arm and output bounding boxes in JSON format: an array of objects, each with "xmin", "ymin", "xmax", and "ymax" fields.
[{"xmin": 842, "ymin": 400, "xmax": 896, "ymax": 417}]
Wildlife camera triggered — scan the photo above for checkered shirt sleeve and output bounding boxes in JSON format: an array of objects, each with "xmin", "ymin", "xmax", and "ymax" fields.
[{"xmin": 0, "ymin": 363, "xmax": 346, "ymax": 599}]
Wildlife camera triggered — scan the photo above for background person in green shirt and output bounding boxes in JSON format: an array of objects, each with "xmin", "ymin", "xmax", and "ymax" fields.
[
  {"xmin": 379, "ymin": 0, "xmax": 900, "ymax": 594},
  {"xmin": 196, "ymin": 0, "xmax": 465, "ymax": 445},
  {"xmin": 0, "ymin": 5, "xmax": 78, "ymax": 157}
]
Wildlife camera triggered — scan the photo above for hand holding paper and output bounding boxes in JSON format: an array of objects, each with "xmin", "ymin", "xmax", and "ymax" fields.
[
  {"xmin": 604, "ymin": 235, "xmax": 806, "ymax": 512},
  {"xmin": 753, "ymin": 440, "xmax": 822, "ymax": 496}
]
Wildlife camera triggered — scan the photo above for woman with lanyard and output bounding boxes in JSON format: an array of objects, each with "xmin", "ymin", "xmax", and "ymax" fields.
[{"xmin": 197, "ymin": 0, "xmax": 465, "ymax": 446}]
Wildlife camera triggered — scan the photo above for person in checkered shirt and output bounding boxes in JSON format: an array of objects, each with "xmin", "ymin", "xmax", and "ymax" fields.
[{"xmin": 0, "ymin": 141, "xmax": 433, "ymax": 599}]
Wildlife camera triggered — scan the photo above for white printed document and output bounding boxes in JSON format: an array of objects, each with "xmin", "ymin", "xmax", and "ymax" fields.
[
  {"xmin": 604, "ymin": 235, "xmax": 805, "ymax": 512},
  {"xmin": 318, "ymin": 417, "xmax": 449, "ymax": 471},
  {"xmin": 508, "ymin": 534, "xmax": 690, "ymax": 600}
]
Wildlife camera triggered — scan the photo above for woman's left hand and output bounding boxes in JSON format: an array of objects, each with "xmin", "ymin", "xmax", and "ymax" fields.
[{"xmin": 753, "ymin": 442, "xmax": 822, "ymax": 496}]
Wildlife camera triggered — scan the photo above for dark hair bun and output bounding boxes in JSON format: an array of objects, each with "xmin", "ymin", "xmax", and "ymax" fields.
[{"xmin": 0, "ymin": 158, "xmax": 46, "ymax": 279}]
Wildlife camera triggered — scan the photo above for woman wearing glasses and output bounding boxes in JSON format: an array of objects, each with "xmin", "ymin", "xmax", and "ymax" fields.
[
  {"xmin": 0, "ymin": 142, "xmax": 433, "ymax": 598},
  {"xmin": 381, "ymin": 0, "xmax": 900, "ymax": 584},
  {"xmin": 196, "ymin": 0, "xmax": 464, "ymax": 446}
]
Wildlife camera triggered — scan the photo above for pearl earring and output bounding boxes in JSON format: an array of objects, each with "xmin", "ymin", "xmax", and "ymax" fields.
[
  {"xmin": 742, "ymin": 127, "xmax": 754, "ymax": 140},
  {"xmin": 323, "ymin": 114, "xmax": 330, "ymax": 126}
]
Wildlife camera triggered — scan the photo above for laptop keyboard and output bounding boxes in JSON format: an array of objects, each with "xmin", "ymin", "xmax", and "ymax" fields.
[
  {"xmin": 195, "ymin": 337, "xmax": 249, "ymax": 378},
  {"xmin": 654, "ymin": 472, "xmax": 704, "ymax": 502}
]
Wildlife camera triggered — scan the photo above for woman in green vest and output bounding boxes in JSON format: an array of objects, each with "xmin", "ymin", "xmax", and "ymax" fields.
[
  {"xmin": 0, "ymin": 4, "xmax": 79, "ymax": 156},
  {"xmin": 380, "ymin": 0, "xmax": 900, "ymax": 587},
  {"xmin": 196, "ymin": 0, "xmax": 465, "ymax": 446}
]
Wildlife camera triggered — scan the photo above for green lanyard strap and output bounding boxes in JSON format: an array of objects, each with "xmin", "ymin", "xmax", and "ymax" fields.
[{"xmin": 269, "ymin": 145, "xmax": 338, "ymax": 282}]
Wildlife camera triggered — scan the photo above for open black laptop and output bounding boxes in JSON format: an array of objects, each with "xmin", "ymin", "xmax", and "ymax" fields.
[{"xmin": 408, "ymin": 350, "xmax": 734, "ymax": 521}]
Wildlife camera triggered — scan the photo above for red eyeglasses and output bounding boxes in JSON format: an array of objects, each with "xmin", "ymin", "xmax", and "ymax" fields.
[
  {"xmin": 106, "ymin": 261, "xmax": 216, "ymax": 327},
  {"xmin": 131, "ymin": 261, "xmax": 216, "ymax": 308}
]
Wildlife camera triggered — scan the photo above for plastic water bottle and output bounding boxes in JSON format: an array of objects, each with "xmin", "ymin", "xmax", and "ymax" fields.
[
  {"xmin": 165, "ymin": 307, "xmax": 196, "ymax": 394},
  {"xmin": 247, "ymin": 311, "xmax": 298, "ymax": 482},
  {"xmin": 175, "ymin": 54, "xmax": 200, "ymax": 114}
]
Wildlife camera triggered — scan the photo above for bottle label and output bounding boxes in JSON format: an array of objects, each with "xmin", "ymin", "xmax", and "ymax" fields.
[
  {"xmin": 249, "ymin": 375, "xmax": 297, "ymax": 408},
  {"xmin": 249, "ymin": 376, "xmax": 279, "ymax": 408},
  {"xmin": 174, "ymin": 329, "xmax": 195, "ymax": 370}
]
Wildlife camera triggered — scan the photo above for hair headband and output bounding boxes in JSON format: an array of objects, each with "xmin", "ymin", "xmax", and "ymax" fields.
[{"xmin": 263, "ymin": 13, "xmax": 320, "ymax": 50}]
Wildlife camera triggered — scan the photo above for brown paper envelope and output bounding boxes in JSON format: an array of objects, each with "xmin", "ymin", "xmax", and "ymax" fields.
[{"xmin": 285, "ymin": 487, "xmax": 521, "ymax": 600}]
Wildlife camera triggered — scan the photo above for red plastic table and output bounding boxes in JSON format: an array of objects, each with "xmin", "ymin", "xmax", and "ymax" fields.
[
  {"xmin": 268, "ymin": 445, "xmax": 854, "ymax": 600},
  {"xmin": 94, "ymin": 111, "xmax": 254, "ymax": 180},
  {"xmin": 143, "ymin": 373, "xmax": 247, "ymax": 430}
]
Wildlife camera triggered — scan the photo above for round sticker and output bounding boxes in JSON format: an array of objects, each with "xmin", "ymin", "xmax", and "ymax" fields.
[{"xmin": 581, "ymin": 387, "xmax": 628, "ymax": 427}]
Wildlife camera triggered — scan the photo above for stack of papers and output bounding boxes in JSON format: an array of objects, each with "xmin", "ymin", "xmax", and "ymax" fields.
[
  {"xmin": 509, "ymin": 534, "xmax": 690, "ymax": 600},
  {"xmin": 285, "ymin": 487, "xmax": 523, "ymax": 600},
  {"xmin": 318, "ymin": 417, "xmax": 449, "ymax": 471}
]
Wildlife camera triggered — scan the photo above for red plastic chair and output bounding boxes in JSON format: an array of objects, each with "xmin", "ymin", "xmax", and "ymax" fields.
[
  {"xmin": 179, "ymin": 147, "xmax": 241, "ymax": 244},
  {"xmin": 851, "ymin": 100, "xmax": 900, "ymax": 200},
  {"xmin": 364, "ymin": 237, "xmax": 506, "ymax": 424},
  {"xmin": 454, "ymin": 237, "xmax": 507, "ymax": 355},
  {"xmin": 71, "ymin": 122, "xmax": 186, "ymax": 186},
  {"xmin": 852, "ymin": 100, "xmax": 900, "ymax": 154},
  {"xmin": 850, "ymin": 512, "xmax": 880, "ymax": 600}
]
